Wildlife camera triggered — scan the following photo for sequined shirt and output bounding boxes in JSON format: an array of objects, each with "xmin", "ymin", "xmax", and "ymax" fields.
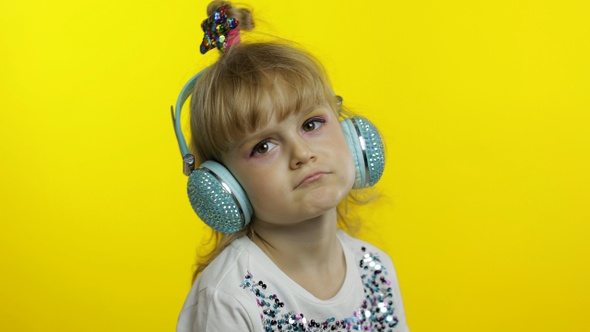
[{"xmin": 177, "ymin": 230, "xmax": 409, "ymax": 332}]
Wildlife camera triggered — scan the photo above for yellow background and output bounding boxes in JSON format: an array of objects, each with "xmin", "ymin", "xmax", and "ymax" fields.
[{"xmin": 1, "ymin": 0, "xmax": 589, "ymax": 331}]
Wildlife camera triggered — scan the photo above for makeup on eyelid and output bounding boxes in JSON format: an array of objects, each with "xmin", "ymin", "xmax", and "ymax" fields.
[{"xmin": 246, "ymin": 114, "xmax": 329, "ymax": 158}]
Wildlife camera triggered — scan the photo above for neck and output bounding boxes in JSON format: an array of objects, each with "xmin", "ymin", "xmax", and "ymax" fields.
[
  {"xmin": 250, "ymin": 209, "xmax": 346, "ymax": 300},
  {"xmin": 250, "ymin": 209, "xmax": 341, "ymax": 269}
]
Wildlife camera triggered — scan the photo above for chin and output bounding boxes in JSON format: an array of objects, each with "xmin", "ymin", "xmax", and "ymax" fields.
[{"xmin": 305, "ymin": 186, "xmax": 348, "ymax": 212}]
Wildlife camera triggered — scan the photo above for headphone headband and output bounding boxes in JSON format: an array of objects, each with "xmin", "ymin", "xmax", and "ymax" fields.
[{"xmin": 170, "ymin": 71, "xmax": 204, "ymax": 176}]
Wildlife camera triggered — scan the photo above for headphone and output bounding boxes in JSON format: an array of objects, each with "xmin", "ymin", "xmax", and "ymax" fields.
[{"xmin": 171, "ymin": 71, "xmax": 385, "ymax": 233}]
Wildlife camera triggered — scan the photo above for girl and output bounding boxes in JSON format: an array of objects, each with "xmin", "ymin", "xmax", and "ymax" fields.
[{"xmin": 172, "ymin": 1, "xmax": 409, "ymax": 331}]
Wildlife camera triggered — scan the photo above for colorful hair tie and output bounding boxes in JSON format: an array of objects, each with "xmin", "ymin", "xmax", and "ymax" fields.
[{"xmin": 200, "ymin": 5, "xmax": 240, "ymax": 54}]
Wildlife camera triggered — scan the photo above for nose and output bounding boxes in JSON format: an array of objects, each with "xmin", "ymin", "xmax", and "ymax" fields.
[{"xmin": 289, "ymin": 136, "xmax": 316, "ymax": 169}]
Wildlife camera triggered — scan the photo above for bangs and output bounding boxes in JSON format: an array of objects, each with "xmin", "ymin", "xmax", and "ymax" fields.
[
  {"xmin": 190, "ymin": 42, "xmax": 336, "ymax": 162},
  {"xmin": 232, "ymin": 69, "xmax": 332, "ymax": 138}
]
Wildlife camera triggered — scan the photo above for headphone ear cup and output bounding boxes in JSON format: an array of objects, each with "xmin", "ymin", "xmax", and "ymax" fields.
[
  {"xmin": 340, "ymin": 118, "xmax": 366, "ymax": 188},
  {"xmin": 340, "ymin": 116, "xmax": 385, "ymax": 189},
  {"xmin": 187, "ymin": 160, "xmax": 253, "ymax": 233}
]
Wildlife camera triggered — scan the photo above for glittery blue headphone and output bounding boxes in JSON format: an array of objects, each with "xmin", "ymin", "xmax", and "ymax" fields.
[{"xmin": 171, "ymin": 71, "xmax": 385, "ymax": 233}]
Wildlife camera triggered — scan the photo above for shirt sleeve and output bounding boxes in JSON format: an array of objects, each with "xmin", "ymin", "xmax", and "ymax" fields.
[{"xmin": 177, "ymin": 287, "xmax": 257, "ymax": 332}]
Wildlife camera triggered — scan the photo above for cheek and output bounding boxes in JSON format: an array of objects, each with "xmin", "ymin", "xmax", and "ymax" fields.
[
  {"xmin": 330, "ymin": 131, "xmax": 357, "ymax": 188},
  {"xmin": 342, "ymin": 147, "xmax": 357, "ymax": 188},
  {"xmin": 235, "ymin": 168, "xmax": 280, "ymax": 206},
  {"xmin": 243, "ymin": 178, "xmax": 269, "ymax": 200}
]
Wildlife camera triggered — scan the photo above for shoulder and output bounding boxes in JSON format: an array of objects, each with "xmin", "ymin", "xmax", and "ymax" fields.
[
  {"xmin": 196, "ymin": 236, "xmax": 252, "ymax": 287},
  {"xmin": 338, "ymin": 231, "xmax": 411, "ymax": 331},
  {"xmin": 337, "ymin": 230, "xmax": 393, "ymax": 264},
  {"xmin": 177, "ymin": 237, "xmax": 264, "ymax": 332},
  {"xmin": 337, "ymin": 230, "xmax": 400, "ymax": 285},
  {"xmin": 177, "ymin": 286, "xmax": 255, "ymax": 332}
]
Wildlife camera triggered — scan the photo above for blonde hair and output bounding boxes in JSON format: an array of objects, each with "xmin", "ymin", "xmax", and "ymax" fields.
[
  {"xmin": 190, "ymin": 42, "xmax": 338, "ymax": 162},
  {"xmin": 206, "ymin": 1, "xmax": 254, "ymax": 31},
  {"xmin": 189, "ymin": 2, "xmax": 377, "ymax": 282}
]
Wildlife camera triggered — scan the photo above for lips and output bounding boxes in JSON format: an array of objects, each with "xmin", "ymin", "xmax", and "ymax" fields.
[{"xmin": 295, "ymin": 171, "xmax": 328, "ymax": 188}]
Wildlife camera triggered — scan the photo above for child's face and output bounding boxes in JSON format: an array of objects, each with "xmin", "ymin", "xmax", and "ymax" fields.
[{"xmin": 221, "ymin": 105, "xmax": 355, "ymax": 226}]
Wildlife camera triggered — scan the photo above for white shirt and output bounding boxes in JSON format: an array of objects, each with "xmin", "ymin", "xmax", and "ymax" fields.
[{"xmin": 177, "ymin": 230, "xmax": 409, "ymax": 332}]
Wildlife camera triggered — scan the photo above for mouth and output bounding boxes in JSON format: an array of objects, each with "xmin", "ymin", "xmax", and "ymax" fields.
[{"xmin": 295, "ymin": 171, "xmax": 329, "ymax": 189}]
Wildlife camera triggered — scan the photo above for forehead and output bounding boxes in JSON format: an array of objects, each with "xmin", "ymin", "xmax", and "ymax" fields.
[
  {"xmin": 236, "ymin": 103, "xmax": 330, "ymax": 143},
  {"xmin": 219, "ymin": 73, "xmax": 334, "ymax": 147}
]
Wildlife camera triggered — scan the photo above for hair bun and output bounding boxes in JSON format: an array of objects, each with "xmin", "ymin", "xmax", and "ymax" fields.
[{"xmin": 206, "ymin": 1, "xmax": 254, "ymax": 31}]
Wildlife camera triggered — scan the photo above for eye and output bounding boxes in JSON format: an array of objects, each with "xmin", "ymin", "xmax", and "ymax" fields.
[
  {"xmin": 250, "ymin": 139, "xmax": 277, "ymax": 157},
  {"xmin": 302, "ymin": 117, "xmax": 326, "ymax": 133}
]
